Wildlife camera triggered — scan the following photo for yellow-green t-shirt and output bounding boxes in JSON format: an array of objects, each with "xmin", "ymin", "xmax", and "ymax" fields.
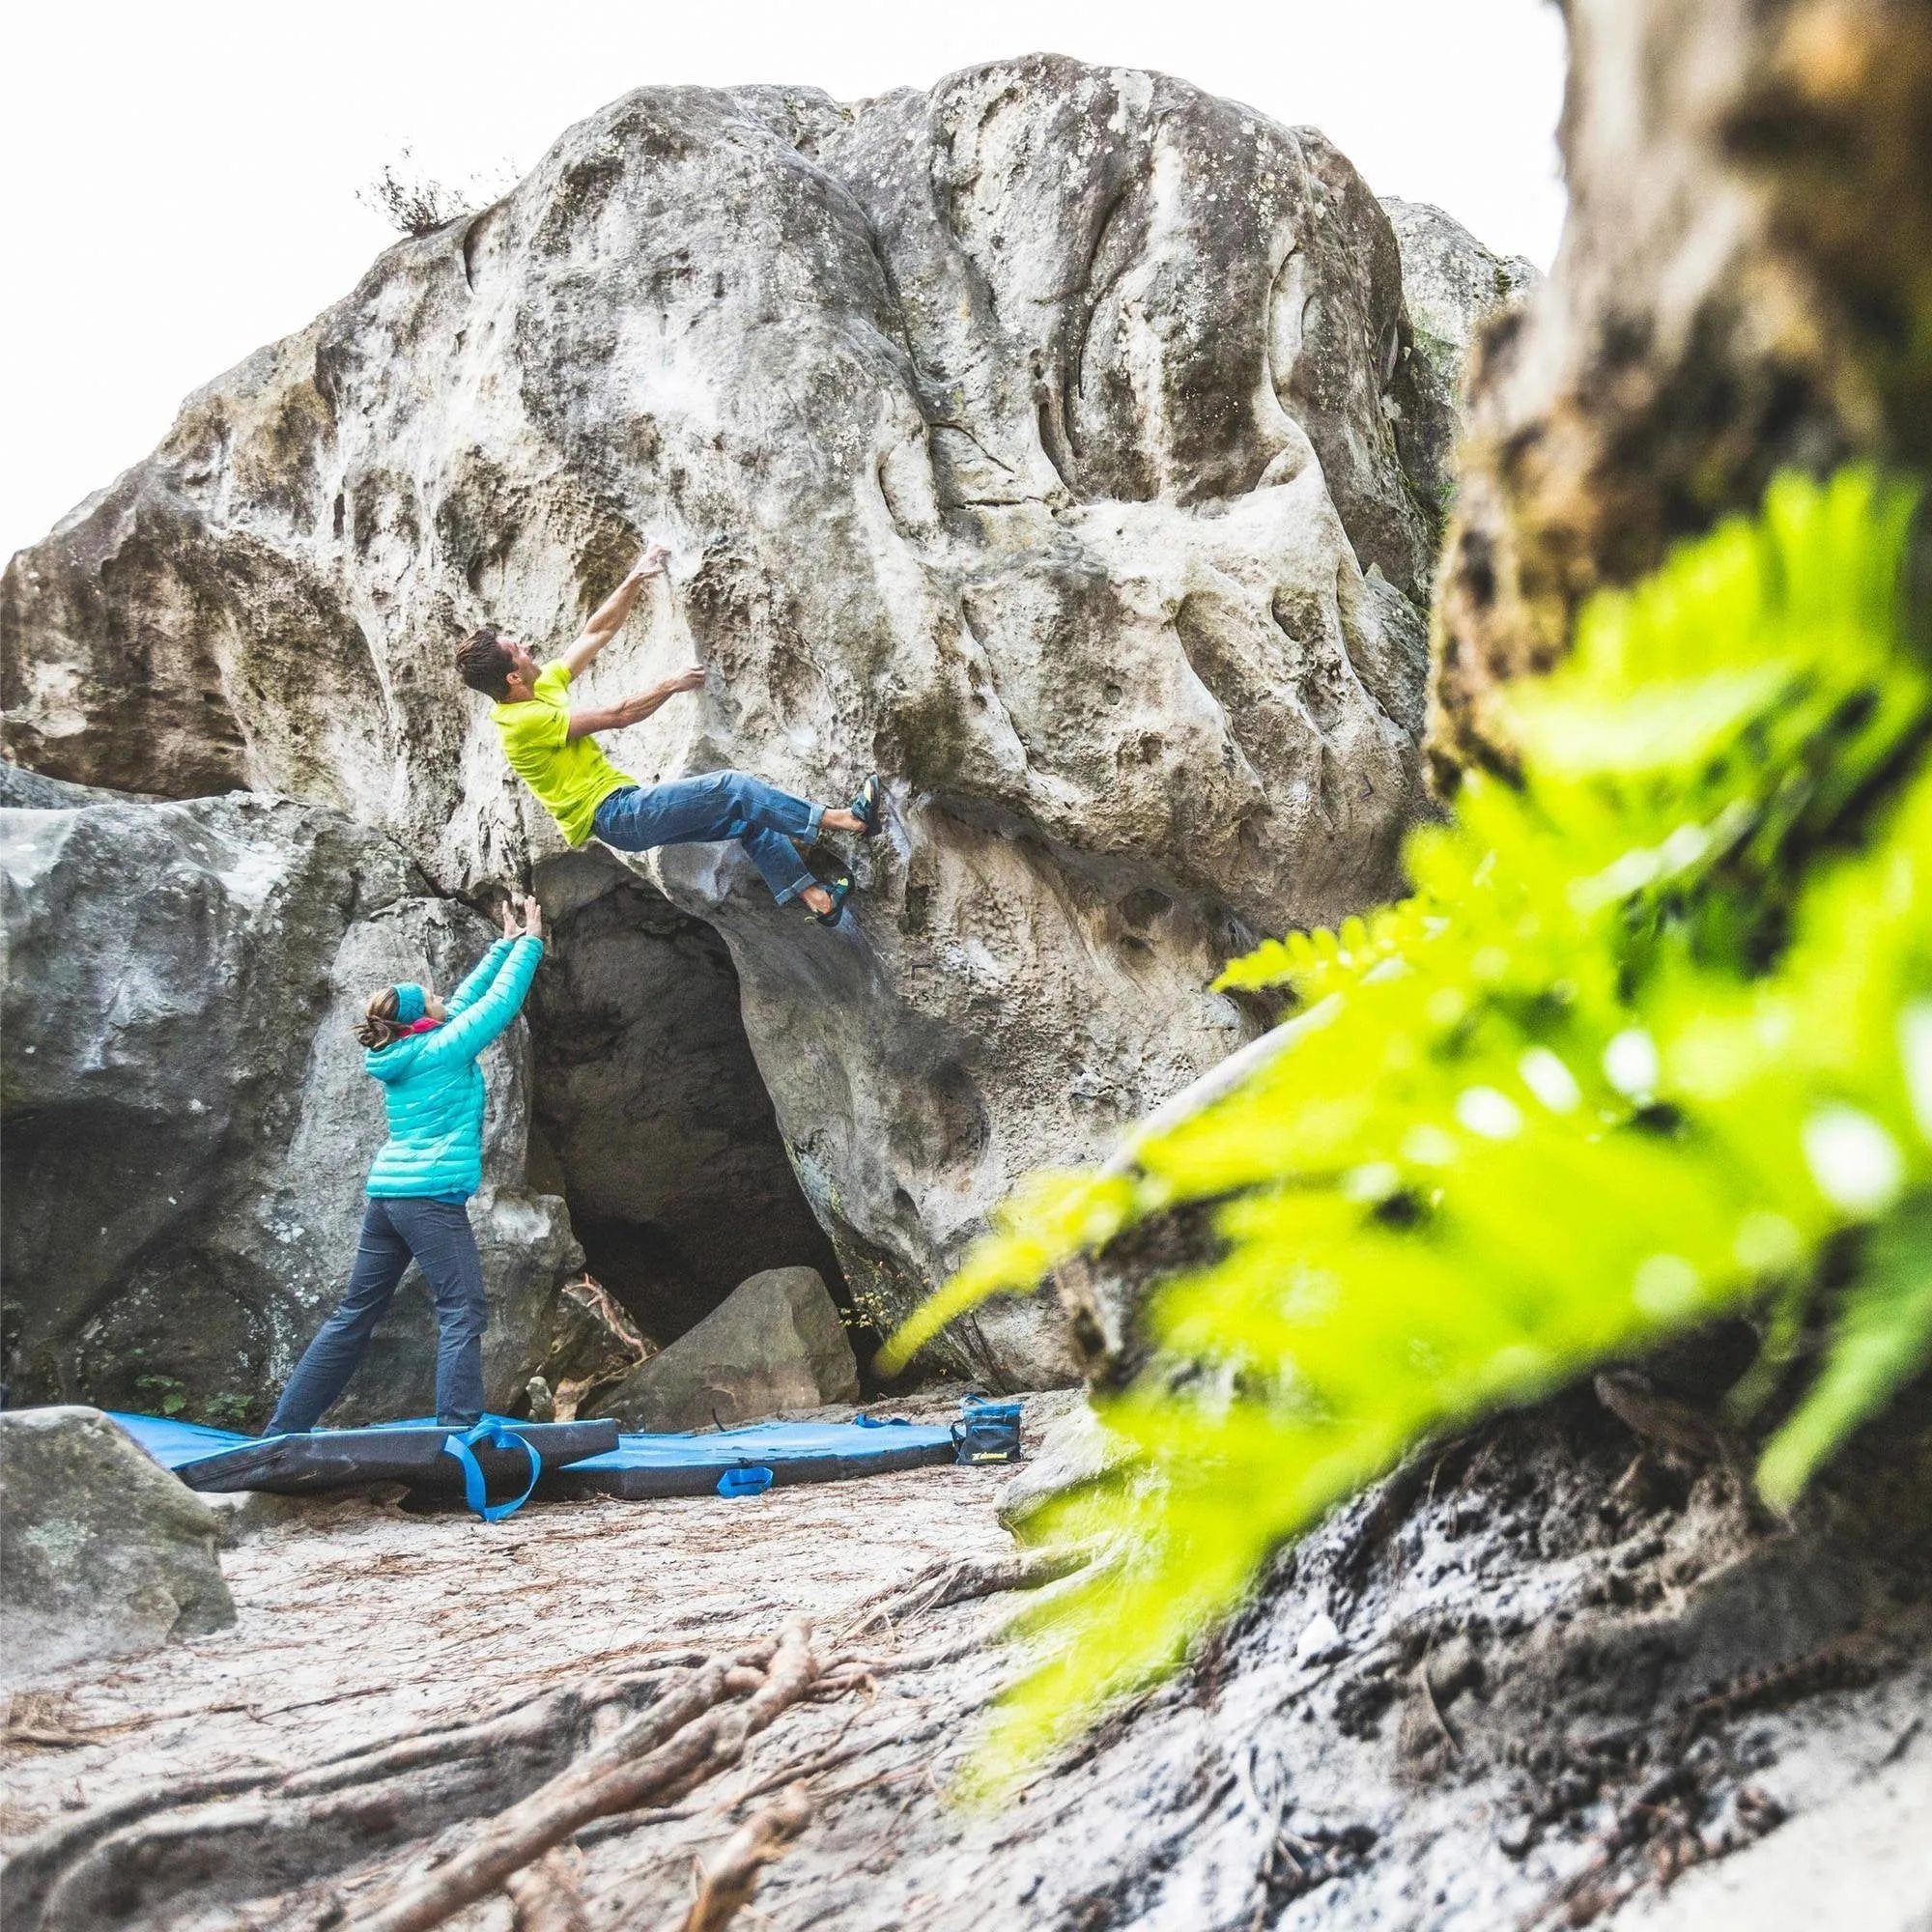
[{"xmin": 491, "ymin": 662, "xmax": 634, "ymax": 846}]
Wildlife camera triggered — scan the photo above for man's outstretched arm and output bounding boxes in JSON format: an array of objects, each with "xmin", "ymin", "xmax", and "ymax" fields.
[
  {"xmin": 566, "ymin": 666, "xmax": 707, "ymax": 741},
  {"xmin": 560, "ymin": 543, "xmax": 670, "ymax": 679}
]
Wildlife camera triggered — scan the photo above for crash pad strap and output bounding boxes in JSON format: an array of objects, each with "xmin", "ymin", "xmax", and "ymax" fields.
[{"xmin": 440, "ymin": 1418, "xmax": 542, "ymax": 1521}]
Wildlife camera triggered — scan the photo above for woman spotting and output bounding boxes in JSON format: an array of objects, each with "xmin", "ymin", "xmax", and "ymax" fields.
[{"xmin": 264, "ymin": 896, "xmax": 545, "ymax": 1435}]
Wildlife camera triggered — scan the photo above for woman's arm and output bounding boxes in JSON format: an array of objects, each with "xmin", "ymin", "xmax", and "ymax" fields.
[
  {"xmin": 443, "ymin": 930, "xmax": 517, "ymax": 1019},
  {"xmin": 415, "ymin": 935, "xmax": 544, "ymax": 1067}
]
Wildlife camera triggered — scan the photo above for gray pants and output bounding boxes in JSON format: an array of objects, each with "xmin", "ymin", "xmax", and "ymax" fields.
[{"xmin": 267, "ymin": 1197, "xmax": 488, "ymax": 1432}]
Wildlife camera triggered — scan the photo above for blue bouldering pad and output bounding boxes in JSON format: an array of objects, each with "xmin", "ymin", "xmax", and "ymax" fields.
[
  {"xmin": 544, "ymin": 1416, "xmax": 960, "ymax": 1500},
  {"xmin": 107, "ymin": 1411, "xmax": 618, "ymax": 1499}
]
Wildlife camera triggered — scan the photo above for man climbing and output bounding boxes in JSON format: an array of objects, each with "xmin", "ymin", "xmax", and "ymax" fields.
[{"xmin": 455, "ymin": 543, "xmax": 880, "ymax": 923}]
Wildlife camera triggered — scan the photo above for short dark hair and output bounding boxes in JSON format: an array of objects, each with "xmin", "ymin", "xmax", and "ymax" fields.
[{"xmin": 456, "ymin": 626, "xmax": 516, "ymax": 700}]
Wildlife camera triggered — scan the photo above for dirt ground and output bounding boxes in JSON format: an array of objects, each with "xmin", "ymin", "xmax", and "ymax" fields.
[
  {"xmin": 5, "ymin": 1386, "xmax": 1930, "ymax": 1932},
  {"xmin": 0, "ymin": 1387, "xmax": 1078, "ymax": 1928}
]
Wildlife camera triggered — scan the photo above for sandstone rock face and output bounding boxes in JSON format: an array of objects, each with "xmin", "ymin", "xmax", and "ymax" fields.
[
  {"xmin": 1, "ymin": 58, "xmax": 1460, "ymax": 1382},
  {"xmin": 1382, "ymin": 199, "xmax": 1542, "ymax": 380},
  {"xmin": 595, "ymin": 1265, "xmax": 860, "ymax": 1432},
  {"xmin": 1609, "ymin": 1746, "xmax": 1932, "ymax": 1931},
  {"xmin": 0, "ymin": 773, "xmax": 575, "ymax": 1424},
  {"xmin": 0, "ymin": 1406, "xmax": 234, "ymax": 1686},
  {"xmin": 800, "ymin": 1402, "xmax": 1932, "ymax": 1931},
  {"xmin": 1612, "ymin": 1743, "xmax": 1932, "ymax": 1930},
  {"xmin": 1379, "ymin": 197, "xmax": 1541, "ymax": 511},
  {"xmin": 1430, "ymin": 0, "xmax": 1932, "ymax": 778}
]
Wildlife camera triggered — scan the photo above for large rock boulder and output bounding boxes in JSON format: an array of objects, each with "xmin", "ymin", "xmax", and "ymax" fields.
[
  {"xmin": 594, "ymin": 1264, "xmax": 859, "ymax": 1432},
  {"xmin": 0, "ymin": 773, "xmax": 576, "ymax": 1424},
  {"xmin": 1382, "ymin": 198, "xmax": 1542, "ymax": 387},
  {"xmin": 1429, "ymin": 0, "xmax": 1932, "ymax": 779},
  {"xmin": 0, "ymin": 1406, "xmax": 234, "ymax": 1686},
  {"xmin": 994, "ymin": 1395, "xmax": 1130, "ymax": 1531},
  {"xmin": 1379, "ymin": 196, "xmax": 1541, "ymax": 510},
  {"xmin": 0, "ymin": 57, "xmax": 1481, "ymax": 1380}
]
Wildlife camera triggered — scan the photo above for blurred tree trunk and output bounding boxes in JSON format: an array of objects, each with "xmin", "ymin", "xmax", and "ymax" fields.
[{"xmin": 1431, "ymin": 0, "xmax": 1932, "ymax": 784}]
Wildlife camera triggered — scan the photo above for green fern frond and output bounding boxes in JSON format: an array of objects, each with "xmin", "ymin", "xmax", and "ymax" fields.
[
  {"xmin": 883, "ymin": 466, "xmax": 1932, "ymax": 1776},
  {"xmin": 874, "ymin": 1171, "xmax": 1137, "ymax": 1375},
  {"xmin": 1758, "ymin": 1194, "xmax": 1932, "ymax": 1509}
]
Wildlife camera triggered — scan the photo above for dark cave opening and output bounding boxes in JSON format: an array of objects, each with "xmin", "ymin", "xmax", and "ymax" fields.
[{"xmin": 525, "ymin": 860, "xmax": 854, "ymax": 1353}]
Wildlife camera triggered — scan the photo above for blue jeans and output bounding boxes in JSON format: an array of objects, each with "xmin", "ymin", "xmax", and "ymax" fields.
[
  {"xmin": 591, "ymin": 771, "xmax": 823, "ymax": 904},
  {"xmin": 268, "ymin": 1197, "xmax": 488, "ymax": 1432}
]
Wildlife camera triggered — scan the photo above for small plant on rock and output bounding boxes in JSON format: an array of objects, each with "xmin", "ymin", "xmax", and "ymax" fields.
[
  {"xmin": 358, "ymin": 147, "xmax": 519, "ymax": 238},
  {"xmin": 199, "ymin": 1390, "xmax": 254, "ymax": 1432},
  {"xmin": 133, "ymin": 1373, "xmax": 188, "ymax": 1418}
]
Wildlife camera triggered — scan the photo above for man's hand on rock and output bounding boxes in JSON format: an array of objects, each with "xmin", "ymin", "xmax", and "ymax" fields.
[
  {"xmin": 585, "ymin": 665, "xmax": 710, "ymax": 735},
  {"xmin": 629, "ymin": 542, "xmax": 671, "ymax": 585}
]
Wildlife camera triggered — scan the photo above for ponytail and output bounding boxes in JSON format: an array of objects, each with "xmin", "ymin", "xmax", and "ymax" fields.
[{"xmin": 356, "ymin": 986, "xmax": 405, "ymax": 1051}]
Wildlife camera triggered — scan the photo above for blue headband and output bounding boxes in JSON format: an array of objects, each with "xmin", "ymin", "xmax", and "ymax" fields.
[{"xmin": 393, "ymin": 983, "xmax": 426, "ymax": 1024}]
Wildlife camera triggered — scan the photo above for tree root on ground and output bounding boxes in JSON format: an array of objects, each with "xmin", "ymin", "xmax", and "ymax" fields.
[
  {"xmin": 349, "ymin": 1622, "xmax": 818, "ymax": 1932},
  {"xmin": 6, "ymin": 1548, "xmax": 1071, "ymax": 1932},
  {"xmin": 3, "ymin": 1643, "xmax": 776, "ymax": 1932},
  {"xmin": 649, "ymin": 1783, "xmax": 813, "ymax": 1932},
  {"xmin": 838, "ymin": 1544, "xmax": 1093, "ymax": 1637},
  {"xmin": 504, "ymin": 1850, "xmax": 592, "ymax": 1932}
]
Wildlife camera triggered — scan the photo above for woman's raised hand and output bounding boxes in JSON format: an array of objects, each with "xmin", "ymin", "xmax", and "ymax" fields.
[
  {"xmin": 498, "ymin": 898, "xmax": 521, "ymax": 940},
  {"xmin": 521, "ymin": 895, "xmax": 545, "ymax": 941}
]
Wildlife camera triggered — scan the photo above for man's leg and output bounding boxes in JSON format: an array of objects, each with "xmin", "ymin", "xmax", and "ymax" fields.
[
  {"xmin": 266, "ymin": 1200, "xmax": 412, "ymax": 1433},
  {"xmin": 593, "ymin": 771, "xmax": 825, "ymax": 904},
  {"xmin": 391, "ymin": 1199, "xmax": 490, "ymax": 1428}
]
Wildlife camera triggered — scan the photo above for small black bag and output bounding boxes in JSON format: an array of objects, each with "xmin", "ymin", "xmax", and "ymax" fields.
[{"xmin": 952, "ymin": 1396, "xmax": 1023, "ymax": 1464}]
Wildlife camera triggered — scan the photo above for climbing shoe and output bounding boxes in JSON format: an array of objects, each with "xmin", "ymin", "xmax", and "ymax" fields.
[
  {"xmin": 808, "ymin": 871, "xmax": 854, "ymax": 926},
  {"xmin": 849, "ymin": 774, "xmax": 884, "ymax": 838}
]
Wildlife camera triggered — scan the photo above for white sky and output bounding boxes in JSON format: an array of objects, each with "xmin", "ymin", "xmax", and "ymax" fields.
[{"xmin": 0, "ymin": 0, "xmax": 1566, "ymax": 563}]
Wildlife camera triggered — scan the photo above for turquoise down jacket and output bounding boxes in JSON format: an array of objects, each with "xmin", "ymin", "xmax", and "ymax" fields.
[{"xmin": 364, "ymin": 935, "xmax": 543, "ymax": 1201}]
